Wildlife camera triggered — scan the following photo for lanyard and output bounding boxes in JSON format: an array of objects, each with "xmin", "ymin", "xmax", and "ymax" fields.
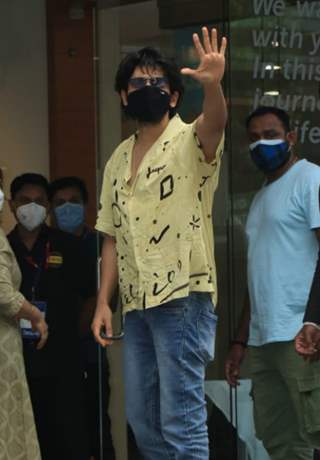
[{"xmin": 25, "ymin": 241, "xmax": 50, "ymax": 301}]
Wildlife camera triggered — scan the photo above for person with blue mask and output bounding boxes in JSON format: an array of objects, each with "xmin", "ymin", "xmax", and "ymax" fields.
[
  {"xmin": 225, "ymin": 106, "xmax": 320, "ymax": 460},
  {"xmin": 50, "ymin": 177, "xmax": 86, "ymax": 235},
  {"xmin": 49, "ymin": 176, "xmax": 116, "ymax": 460}
]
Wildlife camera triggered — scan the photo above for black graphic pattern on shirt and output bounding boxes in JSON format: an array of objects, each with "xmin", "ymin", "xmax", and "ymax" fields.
[
  {"xmin": 200, "ymin": 176, "xmax": 210, "ymax": 188},
  {"xmin": 149, "ymin": 225, "xmax": 170, "ymax": 245},
  {"xmin": 152, "ymin": 270, "xmax": 176, "ymax": 296},
  {"xmin": 146, "ymin": 165, "xmax": 167, "ymax": 179},
  {"xmin": 190, "ymin": 215, "xmax": 200, "ymax": 230},
  {"xmin": 109, "ymin": 132, "xmax": 220, "ymax": 309},
  {"xmin": 160, "ymin": 175, "xmax": 174, "ymax": 200}
]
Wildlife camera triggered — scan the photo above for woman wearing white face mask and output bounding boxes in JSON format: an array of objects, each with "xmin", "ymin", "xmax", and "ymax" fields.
[{"xmin": 0, "ymin": 185, "xmax": 48, "ymax": 460}]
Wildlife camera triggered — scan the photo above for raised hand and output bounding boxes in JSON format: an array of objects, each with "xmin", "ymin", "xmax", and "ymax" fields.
[{"xmin": 181, "ymin": 27, "xmax": 227, "ymax": 87}]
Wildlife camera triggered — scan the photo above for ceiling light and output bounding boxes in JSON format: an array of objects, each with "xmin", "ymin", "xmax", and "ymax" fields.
[
  {"xmin": 265, "ymin": 65, "xmax": 282, "ymax": 70},
  {"xmin": 264, "ymin": 90, "xmax": 280, "ymax": 96}
]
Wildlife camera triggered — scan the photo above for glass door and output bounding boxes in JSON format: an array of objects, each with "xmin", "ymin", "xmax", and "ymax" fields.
[
  {"xmin": 93, "ymin": 1, "xmax": 275, "ymax": 458},
  {"xmin": 226, "ymin": 1, "xmax": 320, "ymax": 459}
]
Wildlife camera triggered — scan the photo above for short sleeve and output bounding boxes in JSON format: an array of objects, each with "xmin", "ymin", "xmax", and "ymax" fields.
[
  {"xmin": 95, "ymin": 160, "xmax": 116, "ymax": 236},
  {"xmin": 0, "ymin": 233, "xmax": 25, "ymax": 318},
  {"xmin": 188, "ymin": 122, "xmax": 224, "ymax": 178},
  {"xmin": 302, "ymin": 166, "xmax": 320, "ymax": 230}
]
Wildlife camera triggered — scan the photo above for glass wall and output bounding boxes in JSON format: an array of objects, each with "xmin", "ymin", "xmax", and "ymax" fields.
[
  {"xmin": 95, "ymin": 1, "xmax": 320, "ymax": 459},
  {"xmin": 228, "ymin": 0, "xmax": 320, "ymax": 266},
  {"xmin": 227, "ymin": 1, "xmax": 320, "ymax": 459}
]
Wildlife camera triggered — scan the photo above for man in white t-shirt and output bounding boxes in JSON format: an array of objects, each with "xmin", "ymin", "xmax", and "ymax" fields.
[{"xmin": 225, "ymin": 106, "xmax": 320, "ymax": 460}]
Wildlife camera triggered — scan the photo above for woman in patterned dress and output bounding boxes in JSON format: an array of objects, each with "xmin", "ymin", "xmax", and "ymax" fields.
[{"xmin": 0, "ymin": 184, "xmax": 48, "ymax": 460}]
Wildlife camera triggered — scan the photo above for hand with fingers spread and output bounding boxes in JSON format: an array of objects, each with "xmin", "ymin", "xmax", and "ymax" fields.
[{"xmin": 181, "ymin": 27, "xmax": 227, "ymax": 87}]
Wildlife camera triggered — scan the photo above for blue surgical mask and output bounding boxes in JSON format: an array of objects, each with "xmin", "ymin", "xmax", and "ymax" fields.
[
  {"xmin": 54, "ymin": 202, "xmax": 84, "ymax": 233},
  {"xmin": 249, "ymin": 139, "xmax": 291, "ymax": 173}
]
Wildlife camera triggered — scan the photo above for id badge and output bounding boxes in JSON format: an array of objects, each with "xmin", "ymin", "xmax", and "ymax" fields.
[{"xmin": 20, "ymin": 301, "xmax": 47, "ymax": 340}]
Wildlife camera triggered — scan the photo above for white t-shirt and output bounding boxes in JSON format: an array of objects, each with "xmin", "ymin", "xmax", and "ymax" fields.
[{"xmin": 246, "ymin": 159, "xmax": 320, "ymax": 346}]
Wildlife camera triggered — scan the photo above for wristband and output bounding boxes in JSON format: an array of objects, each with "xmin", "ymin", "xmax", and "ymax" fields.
[{"xmin": 230, "ymin": 340, "xmax": 247, "ymax": 348}]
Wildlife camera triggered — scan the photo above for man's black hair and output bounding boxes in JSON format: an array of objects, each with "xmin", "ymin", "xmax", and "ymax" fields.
[
  {"xmin": 49, "ymin": 176, "xmax": 88, "ymax": 203},
  {"xmin": 115, "ymin": 46, "xmax": 184, "ymax": 118},
  {"xmin": 10, "ymin": 173, "xmax": 49, "ymax": 199},
  {"xmin": 246, "ymin": 106, "xmax": 291, "ymax": 132}
]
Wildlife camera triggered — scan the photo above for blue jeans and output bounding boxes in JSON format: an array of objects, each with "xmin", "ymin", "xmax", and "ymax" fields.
[{"xmin": 123, "ymin": 292, "xmax": 217, "ymax": 460}]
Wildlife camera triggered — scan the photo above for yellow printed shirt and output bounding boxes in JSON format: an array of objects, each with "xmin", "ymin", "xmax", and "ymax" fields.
[{"xmin": 96, "ymin": 114, "xmax": 224, "ymax": 313}]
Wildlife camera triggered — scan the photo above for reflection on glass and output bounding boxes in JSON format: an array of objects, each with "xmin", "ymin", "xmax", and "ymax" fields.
[{"xmin": 228, "ymin": 1, "xmax": 320, "ymax": 460}]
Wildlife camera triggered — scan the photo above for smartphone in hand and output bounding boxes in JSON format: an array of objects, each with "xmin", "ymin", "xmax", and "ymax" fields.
[{"xmin": 100, "ymin": 329, "xmax": 124, "ymax": 341}]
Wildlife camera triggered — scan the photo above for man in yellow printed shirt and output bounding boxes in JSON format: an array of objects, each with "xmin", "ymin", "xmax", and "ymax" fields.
[{"xmin": 92, "ymin": 27, "xmax": 227, "ymax": 459}]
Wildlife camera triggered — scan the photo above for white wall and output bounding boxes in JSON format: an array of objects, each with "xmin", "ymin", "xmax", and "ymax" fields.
[{"xmin": 0, "ymin": 0, "xmax": 49, "ymax": 232}]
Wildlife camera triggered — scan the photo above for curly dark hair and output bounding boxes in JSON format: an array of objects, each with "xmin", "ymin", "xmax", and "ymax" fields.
[{"xmin": 115, "ymin": 47, "xmax": 184, "ymax": 118}]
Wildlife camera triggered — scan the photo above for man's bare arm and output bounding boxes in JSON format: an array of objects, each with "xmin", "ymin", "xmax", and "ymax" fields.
[
  {"xmin": 233, "ymin": 289, "xmax": 251, "ymax": 345},
  {"xmin": 181, "ymin": 27, "xmax": 227, "ymax": 162},
  {"xmin": 92, "ymin": 235, "xmax": 118, "ymax": 346},
  {"xmin": 225, "ymin": 290, "xmax": 250, "ymax": 386}
]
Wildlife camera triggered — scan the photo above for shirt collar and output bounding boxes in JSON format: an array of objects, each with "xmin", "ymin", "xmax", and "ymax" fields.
[
  {"xmin": 134, "ymin": 114, "xmax": 184, "ymax": 146},
  {"xmin": 123, "ymin": 114, "xmax": 185, "ymax": 183}
]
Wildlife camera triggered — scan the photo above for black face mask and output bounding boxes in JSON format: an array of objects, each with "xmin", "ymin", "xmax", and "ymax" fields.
[{"xmin": 124, "ymin": 86, "xmax": 171, "ymax": 123}]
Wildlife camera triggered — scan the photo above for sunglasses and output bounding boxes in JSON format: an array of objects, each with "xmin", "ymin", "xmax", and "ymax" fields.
[{"xmin": 128, "ymin": 76, "xmax": 169, "ymax": 90}]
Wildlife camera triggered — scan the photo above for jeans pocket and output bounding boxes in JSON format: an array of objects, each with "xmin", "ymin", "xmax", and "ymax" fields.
[
  {"xmin": 197, "ymin": 305, "xmax": 217, "ymax": 364},
  {"xmin": 298, "ymin": 375, "xmax": 320, "ymax": 435}
]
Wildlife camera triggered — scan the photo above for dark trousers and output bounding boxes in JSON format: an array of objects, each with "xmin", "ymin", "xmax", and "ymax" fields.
[{"xmin": 28, "ymin": 373, "xmax": 90, "ymax": 460}]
